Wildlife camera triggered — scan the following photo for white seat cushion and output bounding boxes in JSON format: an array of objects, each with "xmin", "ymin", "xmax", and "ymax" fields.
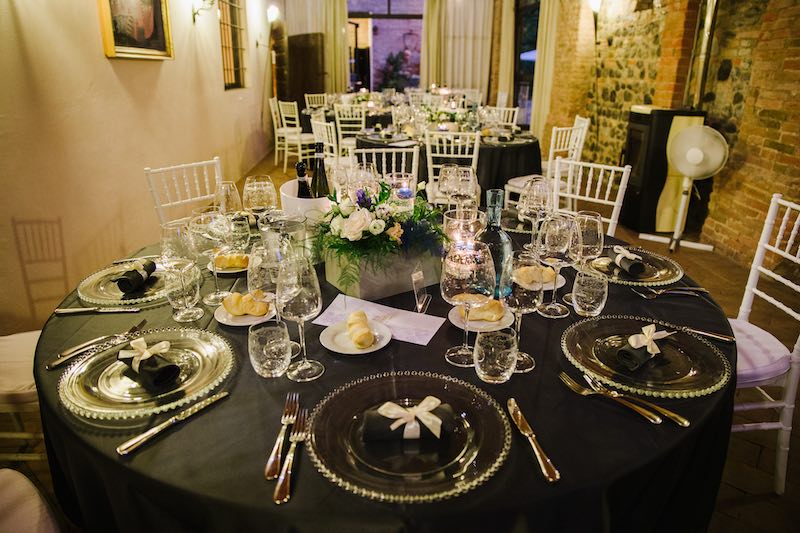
[
  {"xmin": 0, "ymin": 469, "xmax": 59, "ymax": 533},
  {"xmin": 729, "ymin": 318, "xmax": 791, "ymax": 386},
  {"xmin": 285, "ymin": 133, "xmax": 315, "ymax": 143},
  {"xmin": 340, "ymin": 137, "xmax": 357, "ymax": 147},
  {"xmin": 0, "ymin": 331, "xmax": 40, "ymax": 405},
  {"xmin": 276, "ymin": 127, "xmax": 302, "ymax": 135}
]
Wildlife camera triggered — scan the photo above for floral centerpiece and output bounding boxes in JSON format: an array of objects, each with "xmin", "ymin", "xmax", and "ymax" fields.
[{"xmin": 315, "ymin": 181, "xmax": 447, "ymax": 299}]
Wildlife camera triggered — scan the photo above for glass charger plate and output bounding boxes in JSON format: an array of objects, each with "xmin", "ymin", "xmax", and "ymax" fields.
[
  {"xmin": 500, "ymin": 208, "xmax": 534, "ymax": 234},
  {"xmin": 77, "ymin": 262, "xmax": 167, "ymax": 306},
  {"xmin": 58, "ymin": 327, "xmax": 234, "ymax": 420},
  {"xmin": 307, "ymin": 371, "xmax": 511, "ymax": 503},
  {"xmin": 589, "ymin": 247, "xmax": 684, "ymax": 287},
  {"xmin": 561, "ymin": 315, "xmax": 731, "ymax": 398}
]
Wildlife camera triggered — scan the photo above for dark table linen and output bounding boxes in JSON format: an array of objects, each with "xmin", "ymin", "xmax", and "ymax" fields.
[
  {"xmin": 34, "ymin": 239, "xmax": 734, "ymax": 533},
  {"xmin": 300, "ymin": 110, "xmax": 392, "ymax": 134}
]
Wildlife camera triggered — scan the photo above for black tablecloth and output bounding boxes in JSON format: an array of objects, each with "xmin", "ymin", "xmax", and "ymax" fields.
[
  {"xmin": 34, "ymin": 236, "xmax": 734, "ymax": 533},
  {"xmin": 300, "ymin": 110, "xmax": 393, "ymax": 134},
  {"xmin": 356, "ymin": 136, "xmax": 542, "ymax": 194}
]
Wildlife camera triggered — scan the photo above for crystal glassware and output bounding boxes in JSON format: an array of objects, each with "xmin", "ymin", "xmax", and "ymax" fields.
[
  {"xmin": 248, "ymin": 320, "xmax": 292, "ymax": 378},
  {"xmin": 188, "ymin": 211, "xmax": 231, "ymax": 306},
  {"xmin": 277, "ymin": 257, "xmax": 325, "ymax": 382},
  {"xmin": 563, "ymin": 211, "xmax": 604, "ymax": 305},
  {"xmin": 537, "ymin": 213, "xmax": 575, "ymax": 319},
  {"xmin": 163, "ymin": 259, "xmax": 204, "ymax": 322},
  {"xmin": 449, "ymin": 166, "xmax": 479, "ymax": 209},
  {"xmin": 476, "ymin": 189, "xmax": 513, "ymax": 298},
  {"xmin": 473, "ymin": 327, "xmax": 518, "ymax": 384},
  {"xmin": 443, "ymin": 209, "xmax": 486, "ymax": 245},
  {"xmin": 214, "ymin": 181, "xmax": 243, "ymax": 214},
  {"xmin": 242, "ymin": 175, "xmax": 277, "ymax": 218},
  {"xmin": 572, "ymin": 271, "xmax": 609, "ymax": 317},
  {"xmin": 440, "ymin": 241, "xmax": 496, "ymax": 367},
  {"xmin": 160, "ymin": 220, "xmax": 192, "ymax": 263},
  {"xmin": 518, "ymin": 177, "xmax": 551, "ymax": 253},
  {"xmin": 437, "ymin": 164, "xmax": 460, "ymax": 205},
  {"xmin": 502, "ymin": 250, "xmax": 544, "ymax": 373}
]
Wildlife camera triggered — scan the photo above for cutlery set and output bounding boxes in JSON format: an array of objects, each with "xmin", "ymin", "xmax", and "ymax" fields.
[
  {"xmin": 266, "ymin": 392, "xmax": 308, "ymax": 504},
  {"xmin": 46, "ymin": 319, "xmax": 147, "ymax": 370}
]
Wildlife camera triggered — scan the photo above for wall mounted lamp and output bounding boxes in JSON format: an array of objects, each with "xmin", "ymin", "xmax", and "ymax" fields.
[
  {"xmin": 267, "ymin": 5, "xmax": 280, "ymax": 23},
  {"xmin": 192, "ymin": 0, "xmax": 216, "ymax": 23}
]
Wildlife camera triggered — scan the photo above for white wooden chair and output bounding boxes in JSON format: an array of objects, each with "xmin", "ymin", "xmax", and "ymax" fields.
[
  {"xmin": 503, "ymin": 174, "xmax": 544, "ymax": 208},
  {"xmin": 423, "ymin": 93, "xmax": 445, "ymax": 108},
  {"xmin": 552, "ymin": 158, "xmax": 631, "ymax": 237},
  {"xmin": 406, "ymin": 88, "xmax": 424, "ymax": 106},
  {"xmin": 730, "ymin": 193, "xmax": 800, "ymax": 495},
  {"xmin": 462, "ymin": 89, "xmax": 482, "ymax": 106},
  {"xmin": 0, "ymin": 331, "xmax": 45, "ymax": 462},
  {"xmin": 269, "ymin": 97, "xmax": 301, "ymax": 166},
  {"xmin": 145, "ymin": 157, "xmax": 222, "ymax": 225},
  {"xmin": 311, "ymin": 118, "xmax": 339, "ymax": 160},
  {"xmin": 424, "ymin": 131, "xmax": 480, "ymax": 206},
  {"xmin": 0, "ymin": 468, "xmax": 60, "ymax": 532},
  {"xmin": 485, "ymin": 106, "xmax": 519, "ymax": 128},
  {"xmin": 279, "ymin": 100, "xmax": 316, "ymax": 173},
  {"xmin": 304, "ymin": 93, "xmax": 326, "ymax": 109},
  {"xmin": 333, "ymin": 104, "xmax": 366, "ymax": 157},
  {"xmin": 351, "ymin": 146, "xmax": 420, "ymax": 180}
]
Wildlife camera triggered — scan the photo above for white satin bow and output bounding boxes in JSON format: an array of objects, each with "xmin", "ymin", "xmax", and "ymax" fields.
[
  {"xmin": 130, "ymin": 261, "xmax": 148, "ymax": 279},
  {"xmin": 628, "ymin": 324, "xmax": 675, "ymax": 355},
  {"xmin": 118, "ymin": 338, "xmax": 170, "ymax": 373},
  {"xmin": 613, "ymin": 245, "xmax": 642, "ymax": 262},
  {"xmin": 377, "ymin": 396, "xmax": 443, "ymax": 439}
]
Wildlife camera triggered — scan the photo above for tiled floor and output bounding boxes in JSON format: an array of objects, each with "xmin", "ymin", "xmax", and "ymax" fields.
[{"xmin": 3, "ymin": 154, "xmax": 798, "ymax": 532}]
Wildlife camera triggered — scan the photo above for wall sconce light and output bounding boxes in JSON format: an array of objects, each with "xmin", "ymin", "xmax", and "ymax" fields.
[
  {"xmin": 192, "ymin": 0, "xmax": 216, "ymax": 23},
  {"xmin": 589, "ymin": 0, "xmax": 602, "ymax": 13},
  {"xmin": 267, "ymin": 5, "xmax": 280, "ymax": 23}
]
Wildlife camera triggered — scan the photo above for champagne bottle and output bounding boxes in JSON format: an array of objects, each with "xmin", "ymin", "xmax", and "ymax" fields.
[
  {"xmin": 476, "ymin": 189, "xmax": 513, "ymax": 298},
  {"xmin": 295, "ymin": 161, "xmax": 313, "ymax": 199},
  {"xmin": 310, "ymin": 142, "xmax": 330, "ymax": 198}
]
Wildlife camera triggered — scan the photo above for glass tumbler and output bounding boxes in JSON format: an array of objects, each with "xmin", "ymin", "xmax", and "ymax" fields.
[
  {"xmin": 572, "ymin": 271, "xmax": 609, "ymax": 317},
  {"xmin": 248, "ymin": 320, "xmax": 291, "ymax": 378},
  {"xmin": 474, "ymin": 327, "xmax": 518, "ymax": 384}
]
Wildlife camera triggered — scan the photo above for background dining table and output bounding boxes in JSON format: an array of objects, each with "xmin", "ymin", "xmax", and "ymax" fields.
[{"xmin": 34, "ymin": 234, "xmax": 735, "ymax": 533}]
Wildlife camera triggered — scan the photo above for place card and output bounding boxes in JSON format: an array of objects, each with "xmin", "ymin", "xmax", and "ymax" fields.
[
  {"xmin": 411, "ymin": 267, "xmax": 431, "ymax": 314},
  {"xmin": 313, "ymin": 294, "xmax": 446, "ymax": 346}
]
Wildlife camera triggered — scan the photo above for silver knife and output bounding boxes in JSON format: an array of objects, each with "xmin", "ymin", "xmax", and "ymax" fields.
[
  {"xmin": 507, "ymin": 398, "xmax": 561, "ymax": 483},
  {"xmin": 46, "ymin": 319, "xmax": 147, "ymax": 370},
  {"xmin": 683, "ymin": 327, "xmax": 735, "ymax": 343},
  {"xmin": 116, "ymin": 392, "xmax": 230, "ymax": 455},
  {"xmin": 111, "ymin": 255, "xmax": 159, "ymax": 265},
  {"xmin": 54, "ymin": 307, "xmax": 141, "ymax": 315}
]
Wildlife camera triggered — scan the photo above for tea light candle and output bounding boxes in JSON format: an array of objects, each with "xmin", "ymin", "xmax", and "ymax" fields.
[
  {"xmin": 449, "ymin": 101, "xmax": 457, "ymax": 110},
  {"xmin": 438, "ymin": 122, "xmax": 448, "ymax": 131},
  {"xmin": 397, "ymin": 187, "xmax": 414, "ymax": 200}
]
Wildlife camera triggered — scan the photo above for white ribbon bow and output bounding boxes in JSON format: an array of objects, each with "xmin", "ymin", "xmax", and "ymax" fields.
[
  {"xmin": 377, "ymin": 396, "xmax": 443, "ymax": 439},
  {"xmin": 130, "ymin": 261, "xmax": 148, "ymax": 279},
  {"xmin": 118, "ymin": 338, "xmax": 170, "ymax": 373},
  {"xmin": 628, "ymin": 324, "xmax": 675, "ymax": 355},
  {"xmin": 613, "ymin": 245, "xmax": 642, "ymax": 263}
]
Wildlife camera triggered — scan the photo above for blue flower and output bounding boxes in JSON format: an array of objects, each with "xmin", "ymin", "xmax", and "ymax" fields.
[{"xmin": 356, "ymin": 189, "xmax": 372, "ymax": 209}]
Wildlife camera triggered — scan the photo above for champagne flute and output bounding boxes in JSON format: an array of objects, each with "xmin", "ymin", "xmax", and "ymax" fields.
[
  {"xmin": 214, "ymin": 181, "xmax": 243, "ymax": 214},
  {"xmin": 502, "ymin": 250, "xmax": 544, "ymax": 373},
  {"xmin": 277, "ymin": 257, "xmax": 325, "ymax": 382},
  {"xmin": 242, "ymin": 175, "xmax": 277, "ymax": 218},
  {"xmin": 537, "ymin": 213, "xmax": 574, "ymax": 319},
  {"xmin": 563, "ymin": 211, "xmax": 604, "ymax": 305},
  {"xmin": 440, "ymin": 241, "xmax": 496, "ymax": 367},
  {"xmin": 518, "ymin": 177, "xmax": 551, "ymax": 253},
  {"xmin": 189, "ymin": 211, "xmax": 231, "ymax": 306}
]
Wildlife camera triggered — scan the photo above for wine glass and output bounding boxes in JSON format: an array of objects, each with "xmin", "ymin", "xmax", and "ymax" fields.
[
  {"xmin": 242, "ymin": 175, "xmax": 277, "ymax": 218},
  {"xmin": 537, "ymin": 213, "xmax": 575, "ymax": 319},
  {"xmin": 449, "ymin": 166, "xmax": 479, "ymax": 209},
  {"xmin": 214, "ymin": 181, "xmax": 243, "ymax": 214},
  {"xmin": 160, "ymin": 220, "xmax": 192, "ymax": 263},
  {"xmin": 163, "ymin": 259, "xmax": 204, "ymax": 322},
  {"xmin": 563, "ymin": 211, "xmax": 604, "ymax": 305},
  {"xmin": 440, "ymin": 241, "xmax": 496, "ymax": 367},
  {"xmin": 518, "ymin": 177, "xmax": 551, "ymax": 253},
  {"xmin": 224, "ymin": 215, "xmax": 251, "ymax": 252},
  {"xmin": 442, "ymin": 209, "xmax": 486, "ymax": 246},
  {"xmin": 189, "ymin": 211, "xmax": 231, "ymax": 306},
  {"xmin": 437, "ymin": 164, "xmax": 459, "ymax": 205},
  {"xmin": 277, "ymin": 257, "xmax": 325, "ymax": 382},
  {"xmin": 501, "ymin": 250, "xmax": 544, "ymax": 373}
]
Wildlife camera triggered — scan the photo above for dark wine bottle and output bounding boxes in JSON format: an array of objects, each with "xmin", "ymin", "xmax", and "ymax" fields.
[
  {"xmin": 476, "ymin": 189, "xmax": 513, "ymax": 298},
  {"xmin": 310, "ymin": 142, "xmax": 330, "ymax": 198},
  {"xmin": 295, "ymin": 161, "xmax": 313, "ymax": 199}
]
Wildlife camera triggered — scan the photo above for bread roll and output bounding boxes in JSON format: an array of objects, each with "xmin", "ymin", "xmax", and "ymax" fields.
[
  {"xmin": 222, "ymin": 293, "xmax": 245, "ymax": 316},
  {"xmin": 347, "ymin": 310, "xmax": 369, "ymax": 328},
  {"xmin": 459, "ymin": 299, "xmax": 505, "ymax": 322},
  {"xmin": 222, "ymin": 292, "xmax": 269, "ymax": 317},
  {"xmin": 513, "ymin": 265, "xmax": 556, "ymax": 289},
  {"xmin": 214, "ymin": 254, "xmax": 249, "ymax": 269},
  {"xmin": 349, "ymin": 324, "xmax": 375, "ymax": 349}
]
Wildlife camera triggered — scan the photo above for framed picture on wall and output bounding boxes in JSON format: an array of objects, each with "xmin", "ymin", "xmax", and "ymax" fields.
[{"xmin": 97, "ymin": 0, "xmax": 173, "ymax": 60}]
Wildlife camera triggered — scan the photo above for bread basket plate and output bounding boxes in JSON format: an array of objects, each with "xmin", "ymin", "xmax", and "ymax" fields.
[
  {"xmin": 447, "ymin": 307, "xmax": 514, "ymax": 332},
  {"xmin": 320, "ymin": 320, "xmax": 392, "ymax": 355},
  {"xmin": 213, "ymin": 305, "xmax": 276, "ymax": 327}
]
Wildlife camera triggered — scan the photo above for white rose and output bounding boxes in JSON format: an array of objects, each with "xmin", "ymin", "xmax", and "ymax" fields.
[
  {"xmin": 340, "ymin": 208, "xmax": 373, "ymax": 241},
  {"xmin": 329, "ymin": 215, "xmax": 344, "ymax": 236},
  {"xmin": 375, "ymin": 203, "xmax": 392, "ymax": 220},
  {"xmin": 339, "ymin": 198, "xmax": 356, "ymax": 216},
  {"xmin": 417, "ymin": 181, "xmax": 426, "ymax": 192},
  {"xmin": 368, "ymin": 219, "xmax": 386, "ymax": 235}
]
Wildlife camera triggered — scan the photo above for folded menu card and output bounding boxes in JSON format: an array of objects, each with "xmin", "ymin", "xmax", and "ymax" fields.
[
  {"xmin": 313, "ymin": 294, "xmax": 445, "ymax": 346},
  {"xmin": 361, "ymin": 396, "xmax": 456, "ymax": 441}
]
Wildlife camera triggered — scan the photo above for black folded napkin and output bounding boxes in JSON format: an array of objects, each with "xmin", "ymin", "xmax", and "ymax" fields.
[
  {"xmin": 113, "ymin": 260, "xmax": 156, "ymax": 294},
  {"xmin": 604, "ymin": 248, "xmax": 645, "ymax": 277},
  {"xmin": 118, "ymin": 354, "xmax": 180, "ymax": 391},
  {"xmin": 360, "ymin": 403, "xmax": 456, "ymax": 442},
  {"xmin": 616, "ymin": 343, "xmax": 654, "ymax": 371},
  {"xmin": 497, "ymin": 134, "xmax": 514, "ymax": 142}
]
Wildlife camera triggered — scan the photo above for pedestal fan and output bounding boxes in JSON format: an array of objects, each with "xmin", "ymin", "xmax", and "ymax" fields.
[{"xmin": 639, "ymin": 125, "xmax": 729, "ymax": 252}]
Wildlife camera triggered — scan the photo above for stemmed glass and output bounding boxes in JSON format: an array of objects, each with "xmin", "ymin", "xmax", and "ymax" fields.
[
  {"xmin": 214, "ymin": 181, "xmax": 243, "ymax": 214},
  {"xmin": 563, "ymin": 211, "xmax": 605, "ymax": 305},
  {"xmin": 449, "ymin": 167, "xmax": 479, "ymax": 209},
  {"xmin": 189, "ymin": 211, "xmax": 231, "ymax": 306},
  {"xmin": 442, "ymin": 209, "xmax": 486, "ymax": 247},
  {"xmin": 440, "ymin": 241, "xmax": 496, "ymax": 367},
  {"xmin": 502, "ymin": 251, "xmax": 544, "ymax": 373},
  {"xmin": 437, "ymin": 164, "xmax": 459, "ymax": 205},
  {"xmin": 163, "ymin": 258, "xmax": 204, "ymax": 322},
  {"xmin": 537, "ymin": 213, "xmax": 575, "ymax": 319},
  {"xmin": 242, "ymin": 175, "xmax": 277, "ymax": 218},
  {"xmin": 519, "ymin": 177, "xmax": 551, "ymax": 253},
  {"xmin": 160, "ymin": 220, "xmax": 192, "ymax": 263},
  {"xmin": 277, "ymin": 257, "xmax": 325, "ymax": 382}
]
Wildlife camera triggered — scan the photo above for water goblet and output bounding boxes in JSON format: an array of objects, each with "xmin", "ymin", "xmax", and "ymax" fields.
[
  {"xmin": 449, "ymin": 166, "xmax": 479, "ymax": 209},
  {"xmin": 443, "ymin": 209, "xmax": 486, "ymax": 245},
  {"xmin": 188, "ymin": 211, "xmax": 231, "ymax": 306},
  {"xmin": 501, "ymin": 250, "xmax": 544, "ymax": 373},
  {"xmin": 572, "ymin": 271, "xmax": 609, "ymax": 317},
  {"xmin": 440, "ymin": 241, "xmax": 496, "ymax": 367},
  {"xmin": 474, "ymin": 327, "xmax": 518, "ymax": 384},
  {"xmin": 537, "ymin": 213, "xmax": 575, "ymax": 319},
  {"xmin": 160, "ymin": 220, "xmax": 192, "ymax": 263},
  {"xmin": 248, "ymin": 320, "xmax": 291, "ymax": 378},
  {"xmin": 563, "ymin": 211, "xmax": 604, "ymax": 305},
  {"xmin": 518, "ymin": 177, "xmax": 551, "ymax": 253},
  {"xmin": 214, "ymin": 181, "xmax": 243, "ymax": 214},
  {"xmin": 242, "ymin": 175, "xmax": 277, "ymax": 218},
  {"xmin": 164, "ymin": 259, "xmax": 204, "ymax": 322}
]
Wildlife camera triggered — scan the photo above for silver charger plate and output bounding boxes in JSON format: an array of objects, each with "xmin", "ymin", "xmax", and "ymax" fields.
[
  {"xmin": 58, "ymin": 328, "xmax": 234, "ymax": 420},
  {"xmin": 589, "ymin": 247, "xmax": 684, "ymax": 287},
  {"xmin": 77, "ymin": 262, "xmax": 167, "ymax": 306}
]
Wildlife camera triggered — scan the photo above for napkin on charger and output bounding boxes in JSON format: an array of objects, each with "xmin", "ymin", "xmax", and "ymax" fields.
[
  {"xmin": 616, "ymin": 324, "xmax": 676, "ymax": 371},
  {"xmin": 118, "ymin": 338, "xmax": 180, "ymax": 391},
  {"xmin": 603, "ymin": 246, "xmax": 645, "ymax": 277},
  {"xmin": 361, "ymin": 396, "xmax": 456, "ymax": 441},
  {"xmin": 113, "ymin": 260, "xmax": 156, "ymax": 294}
]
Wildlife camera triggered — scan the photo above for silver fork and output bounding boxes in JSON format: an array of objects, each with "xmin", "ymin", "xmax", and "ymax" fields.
[
  {"xmin": 264, "ymin": 392, "xmax": 299, "ymax": 480},
  {"xmin": 583, "ymin": 375, "xmax": 690, "ymax": 427},
  {"xmin": 273, "ymin": 408, "xmax": 308, "ymax": 504},
  {"xmin": 558, "ymin": 372, "xmax": 662, "ymax": 424},
  {"xmin": 631, "ymin": 288, "xmax": 701, "ymax": 300}
]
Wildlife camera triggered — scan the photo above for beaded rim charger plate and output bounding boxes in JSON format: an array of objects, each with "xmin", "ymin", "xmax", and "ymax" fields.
[
  {"xmin": 58, "ymin": 328, "xmax": 234, "ymax": 420},
  {"xmin": 77, "ymin": 262, "xmax": 167, "ymax": 306},
  {"xmin": 589, "ymin": 247, "xmax": 684, "ymax": 287},
  {"xmin": 307, "ymin": 371, "xmax": 511, "ymax": 503},
  {"xmin": 561, "ymin": 315, "xmax": 731, "ymax": 398}
]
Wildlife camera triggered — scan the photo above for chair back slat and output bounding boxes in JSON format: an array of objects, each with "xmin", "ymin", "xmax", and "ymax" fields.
[
  {"xmin": 304, "ymin": 93, "xmax": 326, "ymax": 109},
  {"xmin": 351, "ymin": 146, "xmax": 420, "ymax": 179},
  {"xmin": 312, "ymin": 119, "xmax": 338, "ymax": 158},
  {"xmin": 145, "ymin": 157, "xmax": 222, "ymax": 225},
  {"xmin": 278, "ymin": 101, "xmax": 301, "ymax": 130},
  {"xmin": 485, "ymin": 106, "xmax": 519, "ymax": 127}
]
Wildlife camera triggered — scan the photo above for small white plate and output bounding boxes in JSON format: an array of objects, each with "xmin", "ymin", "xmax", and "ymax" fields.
[
  {"xmin": 206, "ymin": 261, "xmax": 248, "ymax": 274},
  {"xmin": 534, "ymin": 274, "xmax": 567, "ymax": 292},
  {"xmin": 214, "ymin": 305, "xmax": 275, "ymax": 326},
  {"xmin": 447, "ymin": 306, "xmax": 515, "ymax": 332},
  {"xmin": 319, "ymin": 320, "xmax": 392, "ymax": 355}
]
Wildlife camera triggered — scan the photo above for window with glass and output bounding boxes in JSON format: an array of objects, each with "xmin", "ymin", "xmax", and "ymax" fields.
[
  {"xmin": 219, "ymin": 0, "xmax": 246, "ymax": 89},
  {"xmin": 514, "ymin": 0, "xmax": 540, "ymax": 126}
]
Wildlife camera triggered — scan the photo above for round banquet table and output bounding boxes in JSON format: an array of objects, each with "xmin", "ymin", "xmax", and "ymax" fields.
[
  {"xmin": 356, "ymin": 135, "xmax": 543, "ymax": 194},
  {"xmin": 299, "ymin": 109, "xmax": 393, "ymax": 134},
  {"xmin": 34, "ymin": 235, "xmax": 735, "ymax": 533}
]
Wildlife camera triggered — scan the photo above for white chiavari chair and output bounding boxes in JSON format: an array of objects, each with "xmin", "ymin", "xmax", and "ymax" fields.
[
  {"xmin": 485, "ymin": 106, "xmax": 519, "ymax": 128},
  {"xmin": 424, "ymin": 131, "xmax": 480, "ymax": 206},
  {"xmin": 311, "ymin": 118, "xmax": 339, "ymax": 159},
  {"xmin": 406, "ymin": 88, "xmax": 424, "ymax": 106},
  {"xmin": 279, "ymin": 100, "xmax": 316, "ymax": 173},
  {"xmin": 145, "ymin": 157, "xmax": 222, "ymax": 225},
  {"xmin": 304, "ymin": 93, "xmax": 326, "ymax": 109},
  {"xmin": 269, "ymin": 97, "xmax": 301, "ymax": 166},
  {"xmin": 552, "ymin": 158, "xmax": 631, "ymax": 237},
  {"xmin": 0, "ymin": 330, "xmax": 44, "ymax": 462},
  {"xmin": 351, "ymin": 146, "xmax": 420, "ymax": 181},
  {"xmin": 333, "ymin": 104, "xmax": 366, "ymax": 157},
  {"xmin": 0, "ymin": 468, "xmax": 60, "ymax": 530},
  {"xmin": 730, "ymin": 193, "xmax": 800, "ymax": 495}
]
